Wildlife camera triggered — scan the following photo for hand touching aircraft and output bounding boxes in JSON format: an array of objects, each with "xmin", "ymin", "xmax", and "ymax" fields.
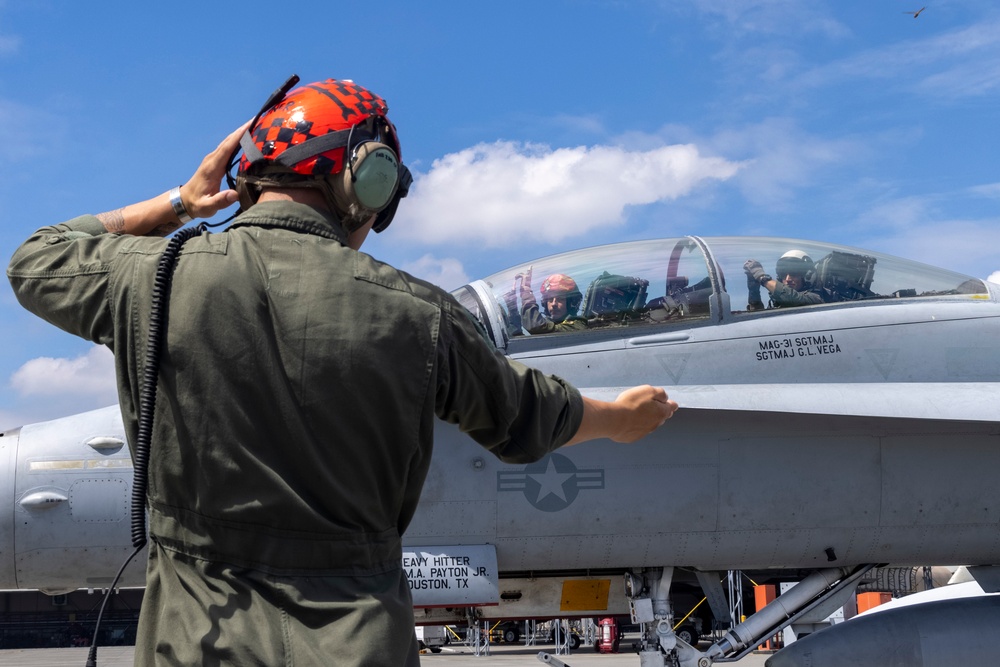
[{"xmin": 2, "ymin": 235, "xmax": 998, "ymax": 667}]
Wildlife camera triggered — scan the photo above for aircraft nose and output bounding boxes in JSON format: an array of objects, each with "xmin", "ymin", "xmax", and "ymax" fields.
[
  {"xmin": 762, "ymin": 619, "xmax": 923, "ymax": 667},
  {"xmin": 763, "ymin": 649, "xmax": 795, "ymax": 667},
  {"xmin": 764, "ymin": 595, "xmax": 1000, "ymax": 667},
  {"xmin": 764, "ymin": 636, "xmax": 847, "ymax": 667}
]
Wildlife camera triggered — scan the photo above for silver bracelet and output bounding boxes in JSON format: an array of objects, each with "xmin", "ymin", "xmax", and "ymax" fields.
[{"xmin": 169, "ymin": 186, "xmax": 193, "ymax": 224}]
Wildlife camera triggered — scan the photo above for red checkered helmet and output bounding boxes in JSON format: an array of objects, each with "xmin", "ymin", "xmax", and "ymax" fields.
[
  {"xmin": 239, "ymin": 79, "xmax": 400, "ymax": 178},
  {"xmin": 541, "ymin": 274, "xmax": 580, "ymax": 300},
  {"xmin": 237, "ymin": 78, "xmax": 411, "ymax": 232}
]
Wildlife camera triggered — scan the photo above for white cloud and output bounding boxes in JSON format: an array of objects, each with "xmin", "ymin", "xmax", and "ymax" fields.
[
  {"xmin": 849, "ymin": 183, "xmax": 1000, "ymax": 280},
  {"xmin": 0, "ymin": 99, "xmax": 65, "ymax": 162},
  {"xmin": 0, "ymin": 34, "xmax": 18, "ymax": 55},
  {"xmin": 969, "ymin": 183, "xmax": 1000, "ymax": 198},
  {"xmin": 401, "ymin": 254, "xmax": 470, "ymax": 292},
  {"xmin": 0, "ymin": 6, "xmax": 20, "ymax": 57},
  {"xmin": 686, "ymin": 0, "xmax": 849, "ymax": 40},
  {"xmin": 797, "ymin": 19, "xmax": 1000, "ymax": 99},
  {"xmin": 857, "ymin": 218, "xmax": 1000, "ymax": 282},
  {"xmin": 704, "ymin": 119, "xmax": 865, "ymax": 210},
  {"xmin": 854, "ymin": 195, "xmax": 932, "ymax": 233},
  {"xmin": 988, "ymin": 271, "xmax": 1000, "ymax": 285},
  {"xmin": 396, "ymin": 141, "xmax": 741, "ymax": 247},
  {"xmin": 0, "ymin": 408, "xmax": 20, "ymax": 432},
  {"xmin": 11, "ymin": 345, "xmax": 117, "ymax": 402}
]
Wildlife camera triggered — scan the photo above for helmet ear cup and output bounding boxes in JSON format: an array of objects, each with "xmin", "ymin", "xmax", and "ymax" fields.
[
  {"xmin": 372, "ymin": 163, "xmax": 412, "ymax": 234},
  {"xmin": 337, "ymin": 142, "xmax": 400, "ymax": 213}
]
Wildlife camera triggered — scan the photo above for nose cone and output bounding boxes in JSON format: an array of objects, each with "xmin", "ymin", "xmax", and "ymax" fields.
[
  {"xmin": 764, "ymin": 618, "xmax": 920, "ymax": 667},
  {"xmin": 764, "ymin": 595, "xmax": 1000, "ymax": 667}
]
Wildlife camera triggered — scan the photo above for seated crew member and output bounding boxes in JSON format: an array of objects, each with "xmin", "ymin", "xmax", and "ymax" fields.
[
  {"xmin": 744, "ymin": 250, "xmax": 831, "ymax": 308},
  {"xmin": 518, "ymin": 267, "xmax": 588, "ymax": 334}
]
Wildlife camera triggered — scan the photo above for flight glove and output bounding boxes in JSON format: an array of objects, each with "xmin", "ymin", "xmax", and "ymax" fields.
[{"xmin": 743, "ymin": 259, "xmax": 772, "ymax": 286}]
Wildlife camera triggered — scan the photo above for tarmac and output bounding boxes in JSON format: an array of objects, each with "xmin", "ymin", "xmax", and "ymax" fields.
[{"xmin": 0, "ymin": 641, "xmax": 773, "ymax": 666}]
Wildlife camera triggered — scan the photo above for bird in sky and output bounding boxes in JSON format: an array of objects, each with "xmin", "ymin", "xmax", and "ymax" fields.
[{"xmin": 905, "ymin": 7, "xmax": 926, "ymax": 18}]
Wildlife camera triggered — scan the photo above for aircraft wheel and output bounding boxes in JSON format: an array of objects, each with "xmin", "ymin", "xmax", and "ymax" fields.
[
  {"xmin": 676, "ymin": 625, "xmax": 698, "ymax": 645},
  {"xmin": 568, "ymin": 634, "xmax": 581, "ymax": 650},
  {"xmin": 429, "ymin": 647, "xmax": 442, "ymax": 653},
  {"xmin": 503, "ymin": 628, "xmax": 520, "ymax": 643}
]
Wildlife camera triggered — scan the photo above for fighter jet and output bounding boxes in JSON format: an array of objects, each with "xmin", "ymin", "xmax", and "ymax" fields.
[{"xmin": 2, "ymin": 235, "xmax": 998, "ymax": 667}]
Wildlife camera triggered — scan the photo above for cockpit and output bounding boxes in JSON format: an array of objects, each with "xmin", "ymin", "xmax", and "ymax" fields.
[{"xmin": 450, "ymin": 236, "xmax": 991, "ymax": 350}]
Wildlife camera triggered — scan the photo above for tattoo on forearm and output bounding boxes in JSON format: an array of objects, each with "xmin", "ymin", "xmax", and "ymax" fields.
[
  {"xmin": 96, "ymin": 208, "xmax": 126, "ymax": 233},
  {"xmin": 149, "ymin": 221, "xmax": 181, "ymax": 237}
]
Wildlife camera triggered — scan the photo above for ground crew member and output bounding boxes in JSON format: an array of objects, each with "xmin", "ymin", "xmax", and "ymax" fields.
[{"xmin": 7, "ymin": 78, "xmax": 678, "ymax": 667}]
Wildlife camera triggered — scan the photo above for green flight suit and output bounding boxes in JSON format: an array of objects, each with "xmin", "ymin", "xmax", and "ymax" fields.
[
  {"xmin": 519, "ymin": 292, "xmax": 588, "ymax": 335},
  {"xmin": 8, "ymin": 200, "xmax": 584, "ymax": 666},
  {"xmin": 770, "ymin": 282, "xmax": 829, "ymax": 307}
]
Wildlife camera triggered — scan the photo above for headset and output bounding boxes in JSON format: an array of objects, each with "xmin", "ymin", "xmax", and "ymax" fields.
[{"xmin": 221, "ymin": 75, "xmax": 411, "ymax": 232}]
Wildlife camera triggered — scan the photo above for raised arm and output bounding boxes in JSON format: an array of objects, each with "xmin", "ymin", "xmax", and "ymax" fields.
[{"xmin": 95, "ymin": 121, "xmax": 250, "ymax": 236}]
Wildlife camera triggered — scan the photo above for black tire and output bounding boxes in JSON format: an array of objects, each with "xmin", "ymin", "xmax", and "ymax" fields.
[
  {"xmin": 429, "ymin": 646, "xmax": 442, "ymax": 653},
  {"xmin": 676, "ymin": 625, "xmax": 698, "ymax": 645},
  {"xmin": 568, "ymin": 633, "xmax": 581, "ymax": 650},
  {"xmin": 593, "ymin": 639, "xmax": 602, "ymax": 652},
  {"xmin": 503, "ymin": 628, "xmax": 519, "ymax": 643}
]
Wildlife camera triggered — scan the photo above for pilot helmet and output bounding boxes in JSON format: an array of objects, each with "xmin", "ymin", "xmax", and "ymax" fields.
[
  {"xmin": 540, "ymin": 274, "xmax": 582, "ymax": 317},
  {"xmin": 775, "ymin": 250, "xmax": 815, "ymax": 284},
  {"xmin": 237, "ymin": 79, "xmax": 411, "ymax": 233}
]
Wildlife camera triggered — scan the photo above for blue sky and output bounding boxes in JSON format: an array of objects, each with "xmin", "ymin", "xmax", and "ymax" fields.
[{"xmin": 1, "ymin": 0, "xmax": 998, "ymax": 429}]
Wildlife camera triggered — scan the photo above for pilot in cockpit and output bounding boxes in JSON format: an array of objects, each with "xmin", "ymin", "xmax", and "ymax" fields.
[
  {"xmin": 744, "ymin": 250, "xmax": 833, "ymax": 309},
  {"xmin": 506, "ymin": 267, "xmax": 588, "ymax": 334}
]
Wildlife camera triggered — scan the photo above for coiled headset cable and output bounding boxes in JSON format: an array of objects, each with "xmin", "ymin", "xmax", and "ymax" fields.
[
  {"xmin": 85, "ymin": 217, "xmax": 336, "ymax": 666},
  {"xmin": 87, "ymin": 75, "xmax": 308, "ymax": 666},
  {"xmin": 86, "ymin": 223, "xmax": 207, "ymax": 667}
]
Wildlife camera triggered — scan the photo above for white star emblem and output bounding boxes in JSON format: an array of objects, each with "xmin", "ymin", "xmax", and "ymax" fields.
[{"xmin": 528, "ymin": 457, "xmax": 574, "ymax": 503}]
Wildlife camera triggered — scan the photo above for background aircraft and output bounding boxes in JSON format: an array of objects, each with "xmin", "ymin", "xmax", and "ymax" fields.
[{"xmin": 2, "ymin": 235, "xmax": 998, "ymax": 666}]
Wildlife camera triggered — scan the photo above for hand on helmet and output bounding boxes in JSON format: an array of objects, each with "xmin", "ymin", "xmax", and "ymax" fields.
[
  {"xmin": 179, "ymin": 120, "xmax": 251, "ymax": 220},
  {"xmin": 744, "ymin": 259, "xmax": 772, "ymax": 287}
]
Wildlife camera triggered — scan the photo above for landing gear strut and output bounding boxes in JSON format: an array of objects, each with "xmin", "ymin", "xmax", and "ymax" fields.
[{"xmin": 617, "ymin": 564, "xmax": 875, "ymax": 667}]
